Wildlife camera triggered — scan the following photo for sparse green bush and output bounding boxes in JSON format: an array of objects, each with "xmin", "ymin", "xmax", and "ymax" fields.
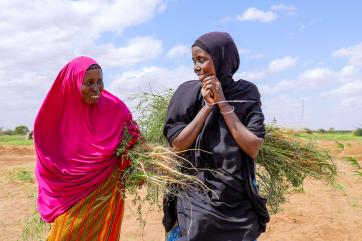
[
  {"xmin": 8, "ymin": 169, "xmax": 34, "ymax": 183},
  {"xmin": 353, "ymin": 128, "xmax": 362, "ymax": 136}
]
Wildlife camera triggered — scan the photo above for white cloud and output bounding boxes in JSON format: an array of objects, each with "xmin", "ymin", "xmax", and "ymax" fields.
[
  {"xmin": 297, "ymin": 65, "xmax": 361, "ymax": 88},
  {"xmin": 109, "ymin": 66, "xmax": 195, "ymax": 100},
  {"xmin": 268, "ymin": 56, "xmax": 298, "ymax": 72},
  {"xmin": 236, "ymin": 71, "xmax": 266, "ymax": 81},
  {"xmin": 248, "ymin": 53, "xmax": 267, "ymax": 59},
  {"xmin": 0, "ymin": 72, "xmax": 52, "ymax": 129},
  {"xmin": 238, "ymin": 48, "xmax": 252, "ymax": 55},
  {"xmin": 0, "ymin": 0, "xmax": 166, "ymax": 129},
  {"xmin": 236, "ymin": 47, "xmax": 266, "ymax": 59},
  {"xmin": 259, "ymin": 80, "xmax": 295, "ymax": 95},
  {"xmin": 262, "ymin": 95, "xmax": 306, "ymax": 128},
  {"xmin": 298, "ymin": 67, "xmax": 335, "ymax": 86},
  {"xmin": 323, "ymin": 80, "xmax": 362, "ymax": 109},
  {"xmin": 332, "ymin": 42, "xmax": 362, "ymax": 67},
  {"xmin": 0, "ymin": 0, "xmax": 166, "ymax": 34},
  {"xmin": 236, "ymin": 8, "xmax": 278, "ymax": 23},
  {"xmin": 324, "ymin": 80, "xmax": 362, "ymax": 96},
  {"xmin": 166, "ymin": 45, "xmax": 190, "ymax": 59},
  {"xmin": 261, "ymin": 64, "xmax": 361, "ymax": 97},
  {"xmin": 95, "ymin": 37, "xmax": 164, "ymax": 67},
  {"xmin": 338, "ymin": 65, "xmax": 361, "ymax": 81},
  {"xmin": 109, "ymin": 65, "xmax": 196, "ymax": 119},
  {"xmin": 339, "ymin": 96, "xmax": 362, "ymax": 108},
  {"xmin": 263, "ymin": 91, "xmax": 362, "ymax": 130},
  {"xmin": 270, "ymin": 4, "xmax": 296, "ymax": 15},
  {"xmin": 0, "ymin": 0, "xmax": 166, "ymax": 70}
]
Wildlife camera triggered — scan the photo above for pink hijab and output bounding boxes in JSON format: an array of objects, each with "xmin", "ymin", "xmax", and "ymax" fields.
[{"xmin": 34, "ymin": 56, "xmax": 138, "ymax": 222}]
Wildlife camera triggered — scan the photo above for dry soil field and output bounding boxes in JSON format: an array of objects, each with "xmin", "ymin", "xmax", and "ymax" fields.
[{"xmin": 0, "ymin": 141, "xmax": 361, "ymax": 241}]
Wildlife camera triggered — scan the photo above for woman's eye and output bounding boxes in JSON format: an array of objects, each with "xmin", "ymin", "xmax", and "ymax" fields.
[{"xmin": 199, "ymin": 58, "xmax": 206, "ymax": 64}]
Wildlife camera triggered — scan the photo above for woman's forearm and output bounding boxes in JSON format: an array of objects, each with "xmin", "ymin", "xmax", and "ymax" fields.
[
  {"xmin": 171, "ymin": 105, "xmax": 212, "ymax": 152},
  {"xmin": 219, "ymin": 103, "xmax": 263, "ymax": 159}
]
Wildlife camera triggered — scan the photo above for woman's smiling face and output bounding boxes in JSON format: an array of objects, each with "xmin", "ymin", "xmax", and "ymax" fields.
[
  {"xmin": 81, "ymin": 68, "xmax": 104, "ymax": 104},
  {"xmin": 192, "ymin": 46, "xmax": 216, "ymax": 82}
]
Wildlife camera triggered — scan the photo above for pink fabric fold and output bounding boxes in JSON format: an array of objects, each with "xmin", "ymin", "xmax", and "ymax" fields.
[{"xmin": 34, "ymin": 56, "xmax": 136, "ymax": 223}]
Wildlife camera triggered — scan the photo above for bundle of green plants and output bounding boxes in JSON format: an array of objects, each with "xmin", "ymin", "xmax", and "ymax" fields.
[
  {"xmin": 117, "ymin": 128, "xmax": 215, "ymax": 203},
  {"xmin": 123, "ymin": 90, "xmax": 337, "ymax": 214},
  {"xmin": 256, "ymin": 126, "xmax": 336, "ymax": 212},
  {"xmin": 115, "ymin": 91, "xmax": 219, "ymax": 226}
]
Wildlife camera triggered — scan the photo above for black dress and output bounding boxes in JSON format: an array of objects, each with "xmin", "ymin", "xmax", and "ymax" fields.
[
  {"xmin": 163, "ymin": 31, "xmax": 269, "ymax": 241},
  {"xmin": 163, "ymin": 79, "xmax": 269, "ymax": 241}
]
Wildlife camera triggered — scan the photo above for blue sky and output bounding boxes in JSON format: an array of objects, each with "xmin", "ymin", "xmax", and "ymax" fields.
[{"xmin": 1, "ymin": 0, "xmax": 361, "ymax": 130}]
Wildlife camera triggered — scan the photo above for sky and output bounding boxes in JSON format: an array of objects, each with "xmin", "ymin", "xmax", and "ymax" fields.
[{"xmin": 1, "ymin": 0, "xmax": 362, "ymax": 131}]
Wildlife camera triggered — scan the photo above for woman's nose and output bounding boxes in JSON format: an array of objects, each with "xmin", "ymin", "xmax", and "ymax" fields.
[
  {"xmin": 90, "ymin": 83, "xmax": 100, "ymax": 92},
  {"xmin": 194, "ymin": 64, "xmax": 201, "ymax": 72}
]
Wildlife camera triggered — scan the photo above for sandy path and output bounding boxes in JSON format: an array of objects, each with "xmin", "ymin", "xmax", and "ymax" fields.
[{"xmin": 0, "ymin": 141, "xmax": 361, "ymax": 241}]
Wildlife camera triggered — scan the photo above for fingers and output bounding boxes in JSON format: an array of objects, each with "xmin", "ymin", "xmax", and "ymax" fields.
[
  {"xmin": 201, "ymin": 88, "xmax": 213, "ymax": 97},
  {"xmin": 206, "ymin": 89, "xmax": 214, "ymax": 97},
  {"xmin": 202, "ymin": 76, "xmax": 225, "ymax": 103},
  {"xmin": 203, "ymin": 83, "xmax": 214, "ymax": 91},
  {"xmin": 201, "ymin": 87, "xmax": 214, "ymax": 103},
  {"xmin": 202, "ymin": 76, "xmax": 220, "ymax": 89},
  {"xmin": 203, "ymin": 76, "xmax": 216, "ymax": 85},
  {"xmin": 203, "ymin": 83, "xmax": 218, "ymax": 98},
  {"xmin": 203, "ymin": 75, "xmax": 218, "ymax": 82}
]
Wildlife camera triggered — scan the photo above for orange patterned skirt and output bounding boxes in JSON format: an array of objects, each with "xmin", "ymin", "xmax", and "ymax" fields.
[{"xmin": 47, "ymin": 168, "xmax": 124, "ymax": 241}]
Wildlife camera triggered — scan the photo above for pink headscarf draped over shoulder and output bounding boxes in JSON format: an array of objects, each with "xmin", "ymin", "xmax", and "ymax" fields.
[{"xmin": 34, "ymin": 56, "xmax": 139, "ymax": 223}]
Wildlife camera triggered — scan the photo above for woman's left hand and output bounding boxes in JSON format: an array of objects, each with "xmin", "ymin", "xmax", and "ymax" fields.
[{"xmin": 202, "ymin": 75, "xmax": 225, "ymax": 103}]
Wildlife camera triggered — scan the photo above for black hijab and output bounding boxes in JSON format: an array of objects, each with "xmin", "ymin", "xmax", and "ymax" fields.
[
  {"xmin": 163, "ymin": 31, "xmax": 269, "ymax": 233},
  {"xmin": 193, "ymin": 31, "xmax": 239, "ymax": 90}
]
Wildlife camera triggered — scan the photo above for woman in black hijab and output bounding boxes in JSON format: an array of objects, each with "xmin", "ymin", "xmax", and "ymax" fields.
[{"xmin": 163, "ymin": 32, "xmax": 269, "ymax": 241}]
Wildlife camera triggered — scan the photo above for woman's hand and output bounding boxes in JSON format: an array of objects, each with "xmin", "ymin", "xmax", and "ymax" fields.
[
  {"xmin": 201, "ymin": 85, "xmax": 215, "ymax": 105},
  {"xmin": 202, "ymin": 76, "xmax": 225, "ymax": 103}
]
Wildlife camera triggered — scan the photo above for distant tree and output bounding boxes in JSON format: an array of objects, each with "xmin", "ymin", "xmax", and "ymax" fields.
[
  {"xmin": 328, "ymin": 127, "xmax": 335, "ymax": 132},
  {"xmin": 13, "ymin": 125, "xmax": 29, "ymax": 135},
  {"xmin": 0, "ymin": 127, "xmax": 13, "ymax": 135},
  {"xmin": 5, "ymin": 130, "xmax": 13, "ymax": 135},
  {"xmin": 303, "ymin": 128, "xmax": 313, "ymax": 134},
  {"xmin": 318, "ymin": 128, "xmax": 326, "ymax": 133},
  {"xmin": 353, "ymin": 128, "xmax": 362, "ymax": 136}
]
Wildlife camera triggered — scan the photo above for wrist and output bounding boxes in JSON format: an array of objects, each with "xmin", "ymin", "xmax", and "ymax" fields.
[
  {"xmin": 219, "ymin": 103, "xmax": 234, "ymax": 115},
  {"xmin": 204, "ymin": 103, "xmax": 213, "ymax": 111},
  {"xmin": 218, "ymin": 100, "xmax": 229, "ymax": 109}
]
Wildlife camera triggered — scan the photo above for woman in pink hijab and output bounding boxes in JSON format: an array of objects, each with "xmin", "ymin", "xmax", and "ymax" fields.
[{"xmin": 34, "ymin": 56, "xmax": 139, "ymax": 240}]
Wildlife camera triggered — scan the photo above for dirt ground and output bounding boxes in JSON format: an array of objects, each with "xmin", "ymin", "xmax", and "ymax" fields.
[{"xmin": 0, "ymin": 141, "xmax": 361, "ymax": 241}]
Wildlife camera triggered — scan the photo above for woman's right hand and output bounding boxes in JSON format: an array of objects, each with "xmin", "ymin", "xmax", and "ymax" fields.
[{"xmin": 201, "ymin": 85, "xmax": 215, "ymax": 105}]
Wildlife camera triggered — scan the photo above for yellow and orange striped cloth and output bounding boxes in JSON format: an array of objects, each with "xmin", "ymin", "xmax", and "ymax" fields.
[{"xmin": 47, "ymin": 168, "xmax": 124, "ymax": 241}]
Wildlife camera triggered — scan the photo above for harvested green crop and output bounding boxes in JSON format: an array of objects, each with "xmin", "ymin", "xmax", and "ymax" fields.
[{"xmin": 123, "ymin": 91, "xmax": 337, "ymax": 214}]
